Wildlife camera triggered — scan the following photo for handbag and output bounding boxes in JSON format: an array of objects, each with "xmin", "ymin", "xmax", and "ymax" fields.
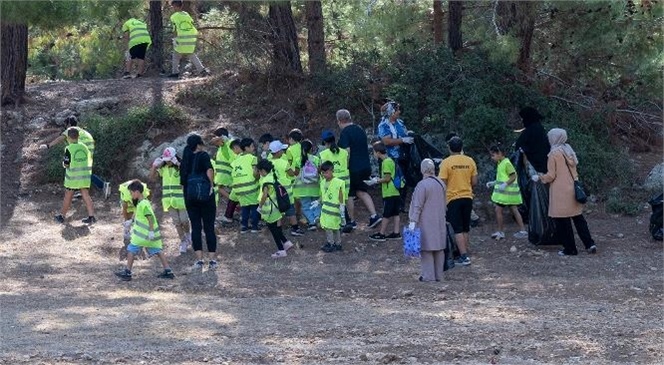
[
  {"xmin": 402, "ymin": 226, "xmax": 421, "ymax": 258},
  {"xmin": 564, "ymin": 158, "xmax": 587, "ymax": 204}
]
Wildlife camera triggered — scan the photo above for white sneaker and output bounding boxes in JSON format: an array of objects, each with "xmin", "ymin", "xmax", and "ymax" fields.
[
  {"xmin": 271, "ymin": 250, "xmax": 287, "ymax": 258},
  {"xmin": 491, "ymin": 231, "xmax": 505, "ymax": 240},
  {"xmin": 185, "ymin": 233, "xmax": 192, "ymax": 245},
  {"xmin": 220, "ymin": 216, "xmax": 233, "ymax": 223},
  {"xmin": 283, "ymin": 241, "xmax": 294, "ymax": 251},
  {"xmin": 179, "ymin": 240, "xmax": 188, "ymax": 254},
  {"xmin": 103, "ymin": 181, "xmax": 111, "ymax": 200},
  {"xmin": 513, "ymin": 230, "xmax": 528, "ymax": 239}
]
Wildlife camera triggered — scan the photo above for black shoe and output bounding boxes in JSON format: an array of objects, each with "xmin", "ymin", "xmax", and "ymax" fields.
[
  {"xmin": 168, "ymin": 73, "xmax": 180, "ymax": 78},
  {"xmin": 54, "ymin": 214, "xmax": 65, "ymax": 224},
  {"xmin": 157, "ymin": 269, "xmax": 175, "ymax": 279},
  {"xmin": 334, "ymin": 244, "xmax": 343, "ymax": 251},
  {"xmin": 290, "ymin": 227, "xmax": 305, "ymax": 236},
  {"xmin": 369, "ymin": 233, "xmax": 387, "ymax": 242},
  {"xmin": 115, "ymin": 269, "xmax": 132, "ymax": 281},
  {"xmin": 368, "ymin": 215, "xmax": 383, "ymax": 228},
  {"xmin": 341, "ymin": 224, "xmax": 354, "ymax": 234},
  {"xmin": 135, "ymin": 73, "xmax": 142, "ymax": 78},
  {"xmin": 82, "ymin": 216, "xmax": 96, "ymax": 224},
  {"xmin": 587, "ymin": 245, "xmax": 597, "ymax": 254},
  {"xmin": 386, "ymin": 232, "xmax": 402, "ymax": 240},
  {"xmin": 121, "ymin": 72, "xmax": 131, "ymax": 79},
  {"xmin": 320, "ymin": 243, "xmax": 336, "ymax": 253}
]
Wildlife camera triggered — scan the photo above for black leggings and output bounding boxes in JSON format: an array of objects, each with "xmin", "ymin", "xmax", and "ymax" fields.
[
  {"xmin": 554, "ymin": 214, "xmax": 595, "ymax": 255},
  {"xmin": 186, "ymin": 197, "xmax": 217, "ymax": 253},
  {"xmin": 266, "ymin": 221, "xmax": 288, "ymax": 250}
]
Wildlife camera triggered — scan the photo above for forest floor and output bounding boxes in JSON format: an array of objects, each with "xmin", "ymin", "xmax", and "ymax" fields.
[{"xmin": 1, "ymin": 76, "xmax": 662, "ymax": 364}]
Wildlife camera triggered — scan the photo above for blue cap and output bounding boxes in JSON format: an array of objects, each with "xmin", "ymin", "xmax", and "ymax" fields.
[{"xmin": 321, "ymin": 129, "xmax": 335, "ymax": 140}]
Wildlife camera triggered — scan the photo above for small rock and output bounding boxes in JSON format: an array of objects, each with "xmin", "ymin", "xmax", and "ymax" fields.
[
  {"xmin": 617, "ymin": 233, "xmax": 624, "ymax": 238},
  {"xmin": 510, "ymin": 245, "xmax": 517, "ymax": 253},
  {"xmin": 402, "ymin": 290, "xmax": 414, "ymax": 297},
  {"xmin": 360, "ymin": 354, "xmax": 369, "ymax": 361}
]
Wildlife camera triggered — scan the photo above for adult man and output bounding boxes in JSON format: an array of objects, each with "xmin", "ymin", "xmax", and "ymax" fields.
[
  {"xmin": 39, "ymin": 116, "xmax": 111, "ymax": 199},
  {"xmin": 337, "ymin": 109, "xmax": 382, "ymax": 229},
  {"xmin": 438, "ymin": 136, "xmax": 477, "ymax": 266},
  {"xmin": 121, "ymin": 17, "xmax": 151, "ymax": 79},
  {"xmin": 169, "ymin": 0, "xmax": 208, "ymax": 78}
]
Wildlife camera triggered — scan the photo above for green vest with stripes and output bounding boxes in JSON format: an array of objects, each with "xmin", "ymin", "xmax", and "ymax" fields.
[
  {"xmin": 491, "ymin": 158, "xmax": 523, "ymax": 205},
  {"xmin": 63, "ymin": 143, "xmax": 91, "ymax": 189},
  {"xmin": 258, "ymin": 173, "xmax": 283, "ymax": 224},
  {"xmin": 63, "ymin": 127, "xmax": 95, "ymax": 159},
  {"xmin": 214, "ymin": 144, "xmax": 234, "ymax": 186},
  {"xmin": 119, "ymin": 180, "xmax": 151, "ymax": 214},
  {"xmin": 170, "ymin": 11, "xmax": 198, "ymax": 54},
  {"xmin": 131, "ymin": 199, "xmax": 162, "ymax": 248},
  {"xmin": 123, "ymin": 18, "xmax": 152, "ymax": 49},
  {"xmin": 269, "ymin": 156, "xmax": 294, "ymax": 204},
  {"xmin": 159, "ymin": 165, "xmax": 185, "ymax": 211},
  {"xmin": 319, "ymin": 177, "xmax": 345, "ymax": 230},
  {"xmin": 231, "ymin": 153, "xmax": 259, "ymax": 206},
  {"xmin": 319, "ymin": 148, "xmax": 350, "ymax": 199}
]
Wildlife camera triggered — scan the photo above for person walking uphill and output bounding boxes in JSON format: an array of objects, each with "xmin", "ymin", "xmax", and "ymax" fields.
[
  {"xmin": 408, "ymin": 159, "xmax": 447, "ymax": 282},
  {"xmin": 532, "ymin": 128, "xmax": 597, "ymax": 256},
  {"xmin": 180, "ymin": 134, "xmax": 218, "ymax": 271},
  {"xmin": 168, "ymin": 0, "xmax": 208, "ymax": 78},
  {"xmin": 121, "ymin": 17, "xmax": 151, "ymax": 79}
]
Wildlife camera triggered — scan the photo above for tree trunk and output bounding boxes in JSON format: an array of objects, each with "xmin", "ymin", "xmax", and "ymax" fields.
[
  {"xmin": 148, "ymin": 0, "xmax": 165, "ymax": 73},
  {"xmin": 516, "ymin": 1, "xmax": 537, "ymax": 74},
  {"xmin": 448, "ymin": 1, "xmax": 463, "ymax": 53},
  {"xmin": 268, "ymin": 1, "xmax": 302, "ymax": 74},
  {"xmin": 305, "ymin": 1, "xmax": 325, "ymax": 74},
  {"xmin": 1, "ymin": 23, "xmax": 28, "ymax": 106},
  {"xmin": 433, "ymin": 0, "xmax": 444, "ymax": 46}
]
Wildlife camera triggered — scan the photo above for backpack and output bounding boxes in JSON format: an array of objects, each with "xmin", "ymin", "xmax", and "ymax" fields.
[
  {"xmin": 186, "ymin": 153, "xmax": 212, "ymax": 203},
  {"xmin": 392, "ymin": 163, "xmax": 404, "ymax": 190},
  {"xmin": 268, "ymin": 173, "xmax": 291, "ymax": 213},
  {"xmin": 300, "ymin": 158, "xmax": 318, "ymax": 183}
]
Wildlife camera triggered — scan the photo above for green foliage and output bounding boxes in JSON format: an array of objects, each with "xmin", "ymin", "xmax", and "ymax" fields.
[
  {"xmin": 175, "ymin": 83, "xmax": 225, "ymax": 107},
  {"xmin": 605, "ymin": 188, "xmax": 646, "ymax": 216}
]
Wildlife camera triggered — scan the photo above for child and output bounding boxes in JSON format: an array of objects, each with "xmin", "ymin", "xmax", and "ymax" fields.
[
  {"xmin": 115, "ymin": 180, "xmax": 175, "ymax": 281},
  {"xmin": 211, "ymin": 127, "xmax": 237, "ymax": 223},
  {"xmin": 368, "ymin": 142, "xmax": 403, "ymax": 241},
  {"xmin": 258, "ymin": 133, "xmax": 274, "ymax": 160},
  {"xmin": 314, "ymin": 161, "xmax": 346, "ymax": 252},
  {"xmin": 257, "ymin": 159, "xmax": 295, "ymax": 258},
  {"xmin": 118, "ymin": 179, "xmax": 151, "ymax": 260},
  {"xmin": 293, "ymin": 139, "xmax": 321, "ymax": 230},
  {"xmin": 149, "ymin": 147, "xmax": 191, "ymax": 254},
  {"xmin": 319, "ymin": 130, "xmax": 352, "ymax": 231},
  {"xmin": 54, "ymin": 128, "xmax": 96, "ymax": 224},
  {"xmin": 268, "ymin": 140, "xmax": 304, "ymax": 236},
  {"xmin": 231, "ymin": 138, "xmax": 260, "ymax": 233},
  {"xmin": 487, "ymin": 144, "xmax": 528, "ymax": 240}
]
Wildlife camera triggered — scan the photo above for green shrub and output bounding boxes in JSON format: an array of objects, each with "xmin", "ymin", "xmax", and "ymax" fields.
[{"xmin": 605, "ymin": 188, "xmax": 646, "ymax": 216}]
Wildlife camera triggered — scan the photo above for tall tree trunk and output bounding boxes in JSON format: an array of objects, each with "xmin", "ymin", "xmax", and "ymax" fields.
[
  {"xmin": 148, "ymin": 0, "xmax": 165, "ymax": 73},
  {"xmin": 448, "ymin": 1, "xmax": 463, "ymax": 53},
  {"xmin": 305, "ymin": 1, "xmax": 325, "ymax": 74},
  {"xmin": 268, "ymin": 1, "xmax": 302, "ymax": 74},
  {"xmin": 432, "ymin": 0, "xmax": 444, "ymax": 46},
  {"xmin": 516, "ymin": 1, "xmax": 537, "ymax": 74},
  {"xmin": 1, "ymin": 23, "xmax": 28, "ymax": 106}
]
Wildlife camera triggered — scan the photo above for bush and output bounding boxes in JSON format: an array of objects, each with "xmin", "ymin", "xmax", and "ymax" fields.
[{"xmin": 605, "ymin": 188, "xmax": 647, "ymax": 216}]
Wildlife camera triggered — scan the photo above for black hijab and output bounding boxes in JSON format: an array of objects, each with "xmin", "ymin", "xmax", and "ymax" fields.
[{"xmin": 515, "ymin": 107, "xmax": 550, "ymax": 174}]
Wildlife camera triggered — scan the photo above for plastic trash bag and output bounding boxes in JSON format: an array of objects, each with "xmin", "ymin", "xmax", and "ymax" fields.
[
  {"xmin": 528, "ymin": 181, "xmax": 557, "ymax": 245},
  {"xmin": 444, "ymin": 222, "xmax": 458, "ymax": 271},
  {"xmin": 403, "ymin": 227, "xmax": 421, "ymax": 258},
  {"xmin": 649, "ymin": 193, "xmax": 663, "ymax": 241}
]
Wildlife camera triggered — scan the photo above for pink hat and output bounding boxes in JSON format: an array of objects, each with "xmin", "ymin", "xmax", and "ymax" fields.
[{"xmin": 161, "ymin": 147, "xmax": 179, "ymax": 165}]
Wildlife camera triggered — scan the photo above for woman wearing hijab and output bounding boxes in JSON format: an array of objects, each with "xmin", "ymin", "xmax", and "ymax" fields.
[
  {"xmin": 515, "ymin": 107, "xmax": 550, "ymax": 175},
  {"xmin": 408, "ymin": 159, "xmax": 447, "ymax": 282},
  {"xmin": 532, "ymin": 128, "xmax": 597, "ymax": 256}
]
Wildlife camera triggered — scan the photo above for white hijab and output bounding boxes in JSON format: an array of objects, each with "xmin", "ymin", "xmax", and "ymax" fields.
[{"xmin": 547, "ymin": 128, "xmax": 578, "ymax": 164}]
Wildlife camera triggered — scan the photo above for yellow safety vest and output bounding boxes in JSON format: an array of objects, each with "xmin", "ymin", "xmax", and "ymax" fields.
[
  {"xmin": 131, "ymin": 199, "xmax": 162, "ymax": 248},
  {"xmin": 214, "ymin": 144, "xmax": 234, "ymax": 187},
  {"xmin": 231, "ymin": 153, "xmax": 259, "ymax": 206},
  {"xmin": 319, "ymin": 177, "xmax": 345, "ymax": 230},
  {"xmin": 159, "ymin": 165, "xmax": 185, "ymax": 211},
  {"xmin": 119, "ymin": 180, "xmax": 151, "ymax": 214},
  {"xmin": 293, "ymin": 154, "xmax": 320, "ymax": 198},
  {"xmin": 63, "ymin": 127, "xmax": 95, "ymax": 159},
  {"xmin": 491, "ymin": 158, "xmax": 523, "ymax": 205},
  {"xmin": 170, "ymin": 11, "xmax": 198, "ymax": 54},
  {"xmin": 123, "ymin": 18, "xmax": 152, "ymax": 49},
  {"xmin": 64, "ymin": 143, "xmax": 91, "ymax": 189},
  {"xmin": 259, "ymin": 173, "xmax": 283, "ymax": 224},
  {"xmin": 269, "ymin": 156, "xmax": 294, "ymax": 204},
  {"xmin": 319, "ymin": 148, "xmax": 350, "ymax": 198}
]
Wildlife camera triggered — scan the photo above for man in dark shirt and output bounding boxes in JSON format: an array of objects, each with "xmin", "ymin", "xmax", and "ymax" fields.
[{"xmin": 337, "ymin": 109, "xmax": 382, "ymax": 229}]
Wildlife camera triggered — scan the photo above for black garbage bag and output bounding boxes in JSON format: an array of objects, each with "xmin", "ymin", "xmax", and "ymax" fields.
[
  {"xmin": 511, "ymin": 149, "xmax": 530, "ymax": 224},
  {"xmin": 528, "ymin": 181, "xmax": 557, "ymax": 245},
  {"xmin": 444, "ymin": 222, "xmax": 459, "ymax": 271},
  {"xmin": 405, "ymin": 134, "xmax": 445, "ymax": 187},
  {"xmin": 649, "ymin": 193, "xmax": 663, "ymax": 241}
]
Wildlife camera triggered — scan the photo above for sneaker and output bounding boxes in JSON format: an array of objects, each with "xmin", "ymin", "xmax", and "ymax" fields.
[
  {"xmin": 220, "ymin": 216, "xmax": 233, "ymax": 223},
  {"xmin": 341, "ymin": 224, "xmax": 353, "ymax": 234},
  {"xmin": 54, "ymin": 214, "xmax": 65, "ymax": 224},
  {"xmin": 73, "ymin": 191, "xmax": 82, "ymax": 199},
  {"xmin": 193, "ymin": 260, "xmax": 205, "ymax": 270},
  {"xmin": 199, "ymin": 68, "xmax": 211, "ymax": 77},
  {"xmin": 271, "ymin": 250, "xmax": 287, "ymax": 258},
  {"xmin": 386, "ymin": 232, "xmax": 402, "ymax": 240},
  {"xmin": 208, "ymin": 260, "xmax": 218, "ymax": 270},
  {"xmin": 121, "ymin": 72, "xmax": 131, "ymax": 79},
  {"xmin": 587, "ymin": 245, "xmax": 597, "ymax": 254},
  {"xmin": 283, "ymin": 241, "xmax": 294, "ymax": 251},
  {"xmin": 368, "ymin": 215, "xmax": 383, "ymax": 229},
  {"xmin": 179, "ymin": 240, "xmax": 188, "ymax": 254},
  {"xmin": 491, "ymin": 231, "xmax": 505, "ymax": 240},
  {"xmin": 307, "ymin": 224, "xmax": 317, "ymax": 231},
  {"xmin": 115, "ymin": 268, "xmax": 132, "ymax": 281},
  {"xmin": 240, "ymin": 226, "xmax": 250, "ymax": 234},
  {"xmin": 333, "ymin": 243, "xmax": 343, "ymax": 251},
  {"xmin": 369, "ymin": 233, "xmax": 387, "ymax": 242},
  {"xmin": 103, "ymin": 181, "xmax": 111, "ymax": 200},
  {"xmin": 134, "ymin": 74, "xmax": 142, "ymax": 78},
  {"xmin": 349, "ymin": 221, "xmax": 358, "ymax": 229},
  {"xmin": 513, "ymin": 230, "xmax": 528, "ymax": 239},
  {"xmin": 168, "ymin": 73, "xmax": 180, "ymax": 79},
  {"xmin": 320, "ymin": 243, "xmax": 336, "ymax": 253},
  {"xmin": 250, "ymin": 227, "xmax": 259, "ymax": 233},
  {"xmin": 558, "ymin": 250, "xmax": 578, "ymax": 256},
  {"xmin": 456, "ymin": 256, "xmax": 471, "ymax": 266},
  {"xmin": 290, "ymin": 227, "xmax": 305, "ymax": 236},
  {"xmin": 157, "ymin": 269, "xmax": 175, "ymax": 279},
  {"xmin": 81, "ymin": 216, "xmax": 96, "ymax": 224}
]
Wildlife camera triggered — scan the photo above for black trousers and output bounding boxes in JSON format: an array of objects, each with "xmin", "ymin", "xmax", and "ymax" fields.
[
  {"xmin": 266, "ymin": 221, "xmax": 288, "ymax": 250},
  {"xmin": 554, "ymin": 214, "xmax": 595, "ymax": 255},
  {"xmin": 186, "ymin": 197, "xmax": 217, "ymax": 253}
]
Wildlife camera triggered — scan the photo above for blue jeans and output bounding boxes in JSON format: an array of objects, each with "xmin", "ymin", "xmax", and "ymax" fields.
[
  {"xmin": 91, "ymin": 174, "xmax": 105, "ymax": 190},
  {"xmin": 299, "ymin": 197, "xmax": 320, "ymax": 225},
  {"xmin": 241, "ymin": 205, "xmax": 259, "ymax": 230}
]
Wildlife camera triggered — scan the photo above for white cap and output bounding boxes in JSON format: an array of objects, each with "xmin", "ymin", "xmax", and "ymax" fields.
[{"xmin": 268, "ymin": 140, "xmax": 288, "ymax": 154}]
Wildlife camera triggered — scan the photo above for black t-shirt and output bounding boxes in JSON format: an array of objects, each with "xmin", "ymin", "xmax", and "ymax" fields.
[
  {"xmin": 515, "ymin": 122, "xmax": 550, "ymax": 174},
  {"xmin": 180, "ymin": 150, "xmax": 213, "ymax": 187},
  {"xmin": 338, "ymin": 123, "xmax": 370, "ymax": 172}
]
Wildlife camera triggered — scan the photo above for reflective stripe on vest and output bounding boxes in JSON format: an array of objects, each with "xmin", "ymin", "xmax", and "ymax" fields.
[
  {"xmin": 64, "ymin": 143, "xmax": 91, "ymax": 189},
  {"xmin": 160, "ymin": 167, "xmax": 185, "ymax": 211},
  {"xmin": 491, "ymin": 159, "xmax": 523, "ymax": 205},
  {"xmin": 231, "ymin": 154, "xmax": 259, "ymax": 205},
  {"xmin": 131, "ymin": 201, "xmax": 163, "ymax": 248},
  {"xmin": 171, "ymin": 11, "xmax": 198, "ymax": 53}
]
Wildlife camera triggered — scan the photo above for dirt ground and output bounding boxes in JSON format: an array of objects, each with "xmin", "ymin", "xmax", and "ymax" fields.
[{"xmin": 1, "ymin": 78, "xmax": 663, "ymax": 364}]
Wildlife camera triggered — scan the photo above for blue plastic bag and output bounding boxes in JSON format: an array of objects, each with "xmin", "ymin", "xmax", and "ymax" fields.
[{"xmin": 402, "ymin": 227, "xmax": 421, "ymax": 258}]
